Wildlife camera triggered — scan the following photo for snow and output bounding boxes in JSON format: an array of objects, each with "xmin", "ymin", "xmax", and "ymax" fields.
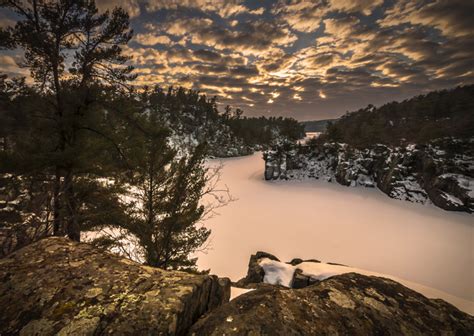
[
  {"xmin": 196, "ymin": 152, "xmax": 474, "ymax": 314},
  {"xmin": 259, "ymin": 258, "xmax": 295, "ymax": 287},
  {"xmin": 230, "ymin": 287, "xmax": 254, "ymax": 300},
  {"xmin": 440, "ymin": 192, "xmax": 463, "ymax": 206},
  {"xmin": 406, "ymin": 144, "xmax": 416, "ymax": 151},
  {"xmin": 259, "ymin": 258, "xmax": 474, "ymax": 315},
  {"xmin": 440, "ymin": 174, "xmax": 474, "ymax": 198},
  {"xmin": 390, "ymin": 178, "xmax": 428, "ymax": 203},
  {"xmin": 298, "ymin": 132, "xmax": 321, "ymax": 145}
]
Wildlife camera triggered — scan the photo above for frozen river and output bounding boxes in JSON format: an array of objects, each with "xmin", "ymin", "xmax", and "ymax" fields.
[{"xmin": 196, "ymin": 152, "xmax": 474, "ymax": 314}]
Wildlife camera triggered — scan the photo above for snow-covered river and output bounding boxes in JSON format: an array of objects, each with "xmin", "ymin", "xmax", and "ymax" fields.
[{"xmin": 196, "ymin": 152, "xmax": 474, "ymax": 313}]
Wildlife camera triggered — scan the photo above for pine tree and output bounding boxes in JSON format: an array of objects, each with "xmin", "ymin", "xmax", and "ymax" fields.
[
  {"xmin": 1, "ymin": 0, "xmax": 134, "ymax": 240},
  {"xmin": 118, "ymin": 94, "xmax": 215, "ymax": 270}
]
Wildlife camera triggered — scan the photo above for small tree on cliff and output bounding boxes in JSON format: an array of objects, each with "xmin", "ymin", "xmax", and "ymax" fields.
[
  {"xmin": 127, "ymin": 143, "xmax": 212, "ymax": 270},
  {"xmin": 119, "ymin": 90, "xmax": 231, "ymax": 271}
]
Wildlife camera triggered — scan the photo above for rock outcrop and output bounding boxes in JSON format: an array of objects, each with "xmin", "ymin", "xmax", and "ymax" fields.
[
  {"xmin": 235, "ymin": 251, "xmax": 279, "ymax": 287},
  {"xmin": 236, "ymin": 253, "xmax": 346, "ymax": 289},
  {"xmin": 0, "ymin": 237, "xmax": 230, "ymax": 335},
  {"xmin": 264, "ymin": 137, "xmax": 474, "ymax": 213},
  {"xmin": 190, "ymin": 272, "xmax": 474, "ymax": 335}
]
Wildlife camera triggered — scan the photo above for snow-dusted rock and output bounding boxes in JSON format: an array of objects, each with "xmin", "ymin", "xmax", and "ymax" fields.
[
  {"xmin": 195, "ymin": 252, "xmax": 474, "ymax": 334},
  {"xmin": 234, "ymin": 251, "xmax": 279, "ymax": 287},
  {"xmin": 263, "ymin": 137, "xmax": 474, "ymax": 213},
  {"xmin": 190, "ymin": 272, "xmax": 474, "ymax": 335}
]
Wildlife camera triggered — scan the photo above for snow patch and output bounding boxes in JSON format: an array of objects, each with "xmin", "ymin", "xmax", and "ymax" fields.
[
  {"xmin": 259, "ymin": 258, "xmax": 295, "ymax": 287},
  {"xmin": 230, "ymin": 287, "xmax": 254, "ymax": 300},
  {"xmin": 258, "ymin": 258, "xmax": 474, "ymax": 315}
]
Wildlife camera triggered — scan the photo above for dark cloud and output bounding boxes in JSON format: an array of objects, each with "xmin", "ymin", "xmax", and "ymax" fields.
[
  {"xmin": 193, "ymin": 49, "xmax": 222, "ymax": 62},
  {"xmin": 1, "ymin": 0, "xmax": 473, "ymax": 120}
]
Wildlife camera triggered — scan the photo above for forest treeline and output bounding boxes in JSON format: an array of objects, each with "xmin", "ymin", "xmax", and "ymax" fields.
[
  {"xmin": 0, "ymin": 0, "xmax": 300, "ymax": 270},
  {"xmin": 321, "ymin": 85, "xmax": 474, "ymax": 148},
  {"xmin": 300, "ymin": 119, "xmax": 335, "ymax": 133},
  {"xmin": 223, "ymin": 109, "xmax": 304, "ymax": 147}
]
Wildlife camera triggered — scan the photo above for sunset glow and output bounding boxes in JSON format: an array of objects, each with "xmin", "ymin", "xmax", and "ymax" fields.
[{"xmin": 0, "ymin": 0, "xmax": 472, "ymax": 120}]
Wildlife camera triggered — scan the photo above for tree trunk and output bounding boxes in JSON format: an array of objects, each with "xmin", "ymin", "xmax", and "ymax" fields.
[
  {"xmin": 52, "ymin": 166, "xmax": 61, "ymax": 236},
  {"xmin": 64, "ymin": 170, "xmax": 80, "ymax": 241}
]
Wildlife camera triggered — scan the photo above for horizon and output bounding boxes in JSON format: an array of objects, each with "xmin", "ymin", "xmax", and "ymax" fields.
[{"xmin": 1, "ymin": 0, "xmax": 473, "ymax": 120}]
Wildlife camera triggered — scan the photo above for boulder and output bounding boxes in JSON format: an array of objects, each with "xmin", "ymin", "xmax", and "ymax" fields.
[
  {"xmin": 190, "ymin": 273, "xmax": 474, "ymax": 335},
  {"xmin": 287, "ymin": 257, "xmax": 321, "ymax": 266},
  {"xmin": 0, "ymin": 237, "xmax": 230, "ymax": 335},
  {"xmin": 235, "ymin": 251, "xmax": 279, "ymax": 287},
  {"xmin": 290, "ymin": 269, "xmax": 319, "ymax": 289},
  {"xmin": 287, "ymin": 257, "xmax": 304, "ymax": 265},
  {"xmin": 427, "ymin": 174, "xmax": 473, "ymax": 212}
]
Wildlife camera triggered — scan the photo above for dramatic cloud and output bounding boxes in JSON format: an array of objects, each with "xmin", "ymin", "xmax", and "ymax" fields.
[
  {"xmin": 273, "ymin": 0, "xmax": 327, "ymax": 33},
  {"xmin": 96, "ymin": 0, "xmax": 141, "ymax": 17},
  {"xmin": 145, "ymin": 0, "xmax": 249, "ymax": 18},
  {"xmin": 1, "ymin": 0, "xmax": 473, "ymax": 120},
  {"xmin": 329, "ymin": 0, "xmax": 384, "ymax": 15},
  {"xmin": 381, "ymin": 0, "xmax": 474, "ymax": 37},
  {"xmin": 134, "ymin": 33, "xmax": 173, "ymax": 46}
]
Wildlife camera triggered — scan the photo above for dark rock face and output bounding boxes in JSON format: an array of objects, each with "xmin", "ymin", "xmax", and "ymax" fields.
[
  {"xmin": 190, "ymin": 273, "xmax": 474, "ymax": 336},
  {"xmin": 263, "ymin": 150, "xmax": 287, "ymax": 181},
  {"xmin": 291, "ymin": 269, "xmax": 320, "ymax": 289},
  {"xmin": 0, "ymin": 237, "xmax": 230, "ymax": 336},
  {"xmin": 288, "ymin": 258, "xmax": 321, "ymax": 266},
  {"xmin": 263, "ymin": 138, "xmax": 474, "ymax": 213},
  {"xmin": 235, "ymin": 251, "xmax": 279, "ymax": 287}
]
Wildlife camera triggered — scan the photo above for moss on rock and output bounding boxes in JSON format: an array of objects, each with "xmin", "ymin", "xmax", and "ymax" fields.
[{"xmin": 0, "ymin": 237, "xmax": 230, "ymax": 335}]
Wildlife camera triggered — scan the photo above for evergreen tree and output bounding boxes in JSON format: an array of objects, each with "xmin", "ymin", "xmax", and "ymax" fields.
[
  {"xmin": 119, "ymin": 98, "xmax": 215, "ymax": 270},
  {"xmin": 1, "ymin": 0, "xmax": 133, "ymax": 240},
  {"xmin": 321, "ymin": 85, "xmax": 474, "ymax": 148}
]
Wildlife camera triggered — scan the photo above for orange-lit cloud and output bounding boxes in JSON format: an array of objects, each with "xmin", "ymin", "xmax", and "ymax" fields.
[{"xmin": 1, "ymin": 0, "xmax": 473, "ymax": 121}]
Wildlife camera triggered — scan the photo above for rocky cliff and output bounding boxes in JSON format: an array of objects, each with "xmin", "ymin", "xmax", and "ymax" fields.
[
  {"xmin": 191, "ymin": 273, "xmax": 474, "ymax": 335},
  {"xmin": 0, "ymin": 237, "xmax": 230, "ymax": 335},
  {"xmin": 190, "ymin": 252, "xmax": 474, "ymax": 335},
  {"xmin": 264, "ymin": 137, "xmax": 474, "ymax": 212},
  {"xmin": 1, "ymin": 242, "xmax": 473, "ymax": 335}
]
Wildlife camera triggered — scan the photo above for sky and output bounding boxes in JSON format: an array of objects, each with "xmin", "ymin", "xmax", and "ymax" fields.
[{"xmin": 1, "ymin": 0, "xmax": 473, "ymax": 121}]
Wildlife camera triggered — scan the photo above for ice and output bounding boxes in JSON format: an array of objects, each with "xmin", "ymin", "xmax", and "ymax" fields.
[{"xmin": 196, "ymin": 152, "xmax": 474, "ymax": 314}]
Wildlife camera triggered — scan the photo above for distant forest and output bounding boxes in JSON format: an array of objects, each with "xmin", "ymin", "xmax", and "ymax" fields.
[
  {"xmin": 321, "ymin": 85, "xmax": 474, "ymax": 148},
  {"xmin": 300, "ymin": 119, "xmax": 336, "ymax": 132},
  {"xmin": 224, "ymin": 112, "xmax": 304, "ymax": 146}
]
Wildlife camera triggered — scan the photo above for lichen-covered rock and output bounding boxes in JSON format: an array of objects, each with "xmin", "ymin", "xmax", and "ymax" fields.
[
  {"xmin": 190, "ymin": 273, "xmax": 474, "ymax": 335},
  {"xmin": 0, "ymin": 237, "xmax": 230, "ymax": 335}
]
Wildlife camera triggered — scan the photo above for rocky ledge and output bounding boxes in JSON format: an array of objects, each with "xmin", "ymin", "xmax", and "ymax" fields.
[
  {"xmin": 264, "ymin": 137, "xmax": 474, "ymax": 213},
  {"xmin": 1, "ymin": 242, "xmax": 473, "ymax": 335},
  {"xmin": 191, "ymin": 273, "xmax": 474, "ymax": 335},
  {"xmin": 191, "ymin": 252, "xmax": 474, "ymax": 335},
  {"xmin": 0, "ymin": 237, "xmax": 230, "ymax": 335}
]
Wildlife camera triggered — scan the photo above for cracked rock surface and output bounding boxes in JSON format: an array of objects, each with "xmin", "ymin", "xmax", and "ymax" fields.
[
  {"xmin": 190, "ymin": 273, "xmax": 474, "ymax": 335},
  {"xmin": 0, "ymin": 237, "xmax": 230, "ymax": 335}
]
